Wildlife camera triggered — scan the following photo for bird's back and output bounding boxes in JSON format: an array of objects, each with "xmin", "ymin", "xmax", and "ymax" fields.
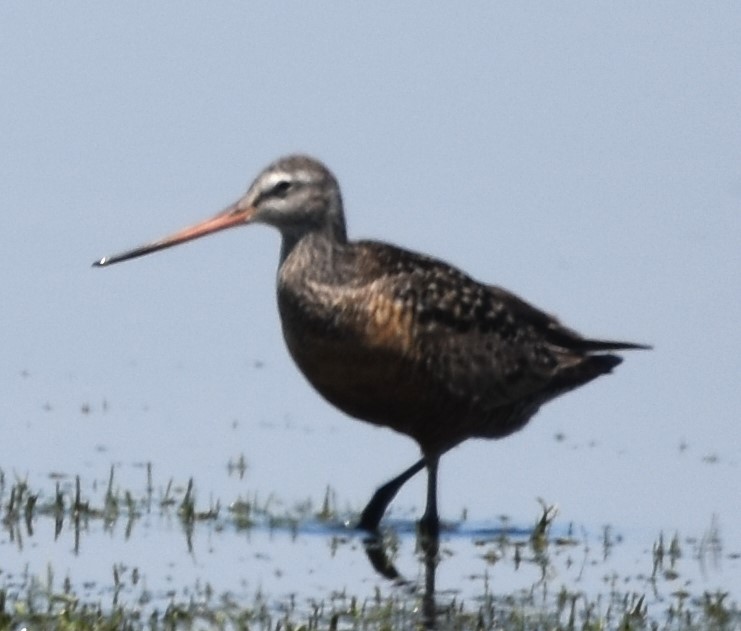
[{"xmin": 277, "ymin": 235, "xmax": 643, "ymax": 456}]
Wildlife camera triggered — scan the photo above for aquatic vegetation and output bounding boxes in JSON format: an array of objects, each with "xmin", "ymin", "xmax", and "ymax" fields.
[{"xmin": 0, "ymin": 465, "xmax": 738, "ymax": 630}]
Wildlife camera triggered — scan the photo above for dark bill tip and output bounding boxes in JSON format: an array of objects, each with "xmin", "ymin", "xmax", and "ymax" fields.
[{"xmin": 91, "ymin": 201, "xmax": 253, "ymax": 270}]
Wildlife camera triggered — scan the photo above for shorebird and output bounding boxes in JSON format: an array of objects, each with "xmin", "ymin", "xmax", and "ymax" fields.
[{"xmin": 94, "ymin": 155, "xmax": 648, "ymax": 536}]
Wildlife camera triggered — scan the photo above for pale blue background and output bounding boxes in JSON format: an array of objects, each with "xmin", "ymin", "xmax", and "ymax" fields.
[{"xmin": 1, "ymin": 2, "xmax": 739, "ymax": 570}]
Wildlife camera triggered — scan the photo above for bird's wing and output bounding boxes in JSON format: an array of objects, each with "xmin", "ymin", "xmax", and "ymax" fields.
[{"xmin": 348, "ymin": 241, "xmax": 638, "ymax": 408}]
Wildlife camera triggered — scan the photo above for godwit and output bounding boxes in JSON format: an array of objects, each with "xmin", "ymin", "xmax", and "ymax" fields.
[{"xmin": 94, "ymin": 155, "xmax": 648, "ymax": 536}]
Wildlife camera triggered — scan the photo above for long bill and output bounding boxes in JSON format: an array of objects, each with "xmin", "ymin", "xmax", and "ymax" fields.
[{"xmin": 93, "ymin": 201, "xmax": 255, "ymax": 267}]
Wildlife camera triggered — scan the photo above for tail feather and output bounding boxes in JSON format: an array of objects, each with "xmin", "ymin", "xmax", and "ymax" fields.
[
  {"xmin": 573, "ymin": 338, "xmax": 652, "ymax": 352},
  {"xmin": 493, "ymin": 286, "xmax": 651, "ymax": 354},
  {"xmin": 588, "ymin": 353, "xmax": 623, "ymax": 372},
  {"xmin": 550, "ymin": 353, "xmax": 624, "ymax": 394}
]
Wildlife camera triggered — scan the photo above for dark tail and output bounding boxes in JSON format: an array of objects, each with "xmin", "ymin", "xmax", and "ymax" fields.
[
  {"xmin": 551, "ymin": 352, "xmax": 625, "ymax": 394},
  {"xmin": 542, "ymin": 333, "xmax": 649, "ymax": 400},
  {"xmin": 588, "ymin": 353, "xmax": 624, "ymax": 372},
  {"xmin": 574, "ymin": 339, "xmax": 652, "ymax": 352}
]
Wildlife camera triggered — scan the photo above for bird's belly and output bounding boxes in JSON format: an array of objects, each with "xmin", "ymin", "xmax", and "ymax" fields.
[
  {"xmin": 281, "ymin": 321, "xmax": 512, "ymax": 454},
  {"xmin": 284, "ymin": 327, "xmax": 426, "ymax": 428}
]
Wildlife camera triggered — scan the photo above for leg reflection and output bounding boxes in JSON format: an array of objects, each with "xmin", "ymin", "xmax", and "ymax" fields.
[{"xmin": 362, "ymin": 526, "xmax": 441, "ymax": 629}]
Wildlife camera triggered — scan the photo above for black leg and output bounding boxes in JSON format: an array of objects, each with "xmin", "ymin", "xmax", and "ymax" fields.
[
  {"xmin": 418, "ymin": 455, "xmax": 440, "ymax": 539},
  {"xmin": 357, "ymin": 458, "xmax": 426, "ymax": 532}
]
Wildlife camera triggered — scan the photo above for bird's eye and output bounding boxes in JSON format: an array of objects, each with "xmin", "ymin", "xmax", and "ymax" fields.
[{"xmin": 272, "ymin": 180, "xmax": 292, "ymax": 198}]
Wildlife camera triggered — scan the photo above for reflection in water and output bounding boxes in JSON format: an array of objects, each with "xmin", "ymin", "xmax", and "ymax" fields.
[
  {"xmin": 363, "ymin": 535, "xmax": 402, "ymax": 581},
  {"xmin": 419, "ymin": 534, "xmax": 439, "ymax": 630},
  {"xmin": 2, "ymin": 470, "xmax": 737, "ymax": 629},
  {"xmin": 363, "ymin": 529, "xmax": 440, "ymax": 629},
  {"xmin": 361, "ymin": 514, "xmax": 560, "ymax": 630}
]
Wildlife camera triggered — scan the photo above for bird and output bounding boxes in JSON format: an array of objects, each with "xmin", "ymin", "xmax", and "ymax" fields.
[{"xmin": 94, "ymin": 154, "xmax": 649, "ymax": 537}]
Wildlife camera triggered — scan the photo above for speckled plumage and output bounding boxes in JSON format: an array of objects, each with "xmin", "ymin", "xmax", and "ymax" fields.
[
  {"xmin": 278, "ymin": 231, "xmax": 633, "ymax": 456},
  {"xmin": 94, "ymin": 154, "xmax": 649, "ymax": 534}
]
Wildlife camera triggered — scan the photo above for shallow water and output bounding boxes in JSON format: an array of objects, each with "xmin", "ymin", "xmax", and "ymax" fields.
[
  {"xmin": 1, "ymin": 458, "xmax": 738, "ymax": 627},
  {"xmin": 3, "ymin": 320, "xmax": 741, "ymax": 631},
  {"xmin": 3, "ymin": 361, "xmax": 740, "ymax": 627}
]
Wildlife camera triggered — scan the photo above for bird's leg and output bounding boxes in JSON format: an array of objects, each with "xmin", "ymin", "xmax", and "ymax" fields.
[
  {"xmin": 418, "ymin": 455, "xmax": 441, "ymax": 540},
  {"xmin": 357, "ymin": 458, "xmax": 426, "ymax": 532}
]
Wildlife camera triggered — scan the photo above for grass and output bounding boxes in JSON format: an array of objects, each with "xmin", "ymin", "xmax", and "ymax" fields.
[{"xmin": 0, "ymin": 465, "xmax": 739, "ymax": 630}]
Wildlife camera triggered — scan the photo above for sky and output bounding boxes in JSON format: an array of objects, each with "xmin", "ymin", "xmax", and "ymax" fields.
[{"xmin": 1, "ymin": 2, "xmax": 740, "ymax": 558}]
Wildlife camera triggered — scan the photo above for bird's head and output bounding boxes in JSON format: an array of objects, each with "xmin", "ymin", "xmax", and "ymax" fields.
[{"xmin": 93, "ymin": 154, "xmax": 347, "ymax": 267}]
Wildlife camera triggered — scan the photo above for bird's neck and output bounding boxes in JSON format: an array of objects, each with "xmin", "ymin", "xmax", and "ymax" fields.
[
  {"xmin": 278, "ymin": 226, "xmax": 349, "ymax": 286},
  {"xmin": 278, "ymin": 216, "xmax": 347, "ymax": 267}
]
